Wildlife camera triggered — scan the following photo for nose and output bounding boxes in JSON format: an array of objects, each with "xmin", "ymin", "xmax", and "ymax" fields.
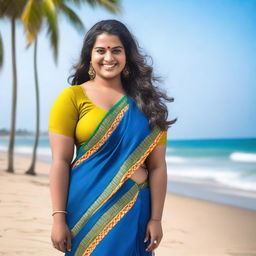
[{"xmin": 104, "ymin": 50, "xmax": 114, "ymax": 62}]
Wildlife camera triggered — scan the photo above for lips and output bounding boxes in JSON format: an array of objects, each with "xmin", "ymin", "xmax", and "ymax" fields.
[
  {"xmin": 102, "ymin": 63, "xmax": 117, "ymax": 70},
  {"xmin": 103, "ymin": 64, "xmax": 116, "ymax": 67}
]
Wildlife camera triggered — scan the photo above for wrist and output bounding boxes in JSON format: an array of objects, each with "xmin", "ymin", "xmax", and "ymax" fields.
[
  {"xmin": 150, "ymin": 218, "xmax": 162, "ymax": 222},
  {"xmin": 52, "ymin": 210, "xmax": 67, "ymax": 216},
  {"xmin": 53, "ymin": 214, "xmax": 66, "ymax": 224},
  {"xmin": 52, "ymin": 210, "xmax": 67, "ymax": 223}
]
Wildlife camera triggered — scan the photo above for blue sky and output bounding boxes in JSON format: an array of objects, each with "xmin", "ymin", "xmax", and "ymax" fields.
[{"xmin": 0, "ymin": 0, "xmax": 255, "ymax": 139}]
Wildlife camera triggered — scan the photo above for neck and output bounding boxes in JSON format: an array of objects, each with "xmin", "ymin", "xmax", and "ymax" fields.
[{"xmin": 93, "ymin": 75, "xmax": 124, "ymax": 93}]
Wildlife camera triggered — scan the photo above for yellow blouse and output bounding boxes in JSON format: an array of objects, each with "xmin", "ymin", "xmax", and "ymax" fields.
[{"xmin": 48, "ymin": 85, "xmax": 167, "ymax": 147}]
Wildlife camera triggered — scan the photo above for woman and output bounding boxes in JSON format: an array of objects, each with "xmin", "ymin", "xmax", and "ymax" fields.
[{"xmin": 48, "ymin": 19, "xmax": 176, "ymax": 256}]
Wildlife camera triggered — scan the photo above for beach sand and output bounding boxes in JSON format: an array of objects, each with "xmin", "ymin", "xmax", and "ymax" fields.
[{"xmin": 0, "ymin": 152, "xmax": 256, "ymax": 256}]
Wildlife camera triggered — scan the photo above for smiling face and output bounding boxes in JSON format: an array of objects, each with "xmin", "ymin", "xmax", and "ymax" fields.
[{"xmin": 90, "ymin": 33, "xmax": 126, "ymax": 80}]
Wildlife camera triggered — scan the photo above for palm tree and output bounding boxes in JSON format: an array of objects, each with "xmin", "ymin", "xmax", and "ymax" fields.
[
  {"xmin": 21, "ymin": 0, "xmax": 121, "ymax": 175},
  {"xmin": 21, "ymin": 0, "xmax": 59, "ymax": 175},
  {"xmin": 0, "ymin": 0, "xmax": 27, "ymax": 173}
]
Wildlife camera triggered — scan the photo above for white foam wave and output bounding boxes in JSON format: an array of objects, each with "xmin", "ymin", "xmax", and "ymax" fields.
[
  {"xmin": 0, "ymin": 145, "xmax": 51, "ymax": 157},
  {"xmin": 0, "ymin": 145, "xmax": 7, "ymax": 151},
  {"xmin": 230, "ymin": 152, "xmax": 256, "ymax": 163},
  {"xmin": 166, "ymin": 156, "xmax": 186, "ymax": 163},
  {"xmin": 167, "ymin": 167, "xmax": 256, "ymax": 192}
]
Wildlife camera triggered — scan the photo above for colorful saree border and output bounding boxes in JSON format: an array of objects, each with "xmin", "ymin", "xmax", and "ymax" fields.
[
  {"xmin": 72, "ymin": 95, "xmax": 128, "ymax": 169},
  {"xmin": 71, "ymin": 125, "xmax": 165, "ymax": 237},
  {"xmin": 74, "ymin": 184, "xmax": 139, "ymax": 256}
]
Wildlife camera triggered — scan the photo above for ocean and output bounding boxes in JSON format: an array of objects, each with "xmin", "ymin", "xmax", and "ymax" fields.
[{"xmin": 1, "ymin": 136, "xmax": 256, "ymax": 211}]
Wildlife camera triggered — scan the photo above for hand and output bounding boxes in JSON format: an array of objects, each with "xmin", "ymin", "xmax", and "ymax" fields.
[
  {"xmin": 144, "ymin": 219, "xmax": 163, "ymax": 254},
  {"xmin": 51, "ymin": 221, "xmax": 72, "ymax": 253}
]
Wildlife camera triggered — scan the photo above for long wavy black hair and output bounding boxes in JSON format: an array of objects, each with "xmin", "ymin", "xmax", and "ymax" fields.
[{"xmin": 68, "ymin": 19, "xmax": 177, "ymax": 131}]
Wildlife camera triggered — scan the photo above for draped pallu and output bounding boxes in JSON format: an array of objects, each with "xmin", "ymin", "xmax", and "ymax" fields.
[{"xmin": 65, "ymin": 95, "xmax": 165, "ymax": 256}]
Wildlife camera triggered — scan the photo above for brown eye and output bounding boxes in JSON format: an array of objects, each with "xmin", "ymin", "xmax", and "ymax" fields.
[
  {"xmin": 97, "ymin": 49, "xmax": 105, "ymax": 54},
  {"xmin": 113, "ymin": 49, "xmax": 121, "ymax": 54}
]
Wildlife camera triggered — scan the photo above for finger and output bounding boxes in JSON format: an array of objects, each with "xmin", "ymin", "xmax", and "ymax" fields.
[
  {"xmin": 148, "ymin": 236, "xmax": 160, "ymax": 251},
  {"xmin": 144, "ymin": 229, "xmax": 149, "ymax": 243},
  {"xmin": 157, "ymin": 236, "xmax": 162, "ymax": 245},
  {"xmin": 52, "ymin": 243, "xmax": 58, "ymax": 250},
  {"xmin": 58, "ymin": 240, "xmax": 66, "ymax": 253},
  {"xmin": 54, "ymin": 243, "xmax": 61, "ymax": 252},
  {"xmin": 66, "ymin": 233, "xmax": 72, "ymax": 252},
  {"xmin": 146, "ymin": 236, "xmax": 157, "ymax": 252},
  {"xmin": 152, "ymin": 238, "xmax": 159, "ymax": 250},
  {"xmin": 155, "ymin": 236, "xmax": 163, "ymax": 249}
]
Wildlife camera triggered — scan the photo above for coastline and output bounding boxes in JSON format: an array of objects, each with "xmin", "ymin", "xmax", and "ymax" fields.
[
  {"xmin": 1, "ymin": 148, "xmax": 256, "ymax": 211},
  {"xmin": 0, "ymin": 151, "xmax": 256, "ymax": 255},
  {"xmin": 167, "ymin": 175, "xmax": 256, "ymax": 211}
]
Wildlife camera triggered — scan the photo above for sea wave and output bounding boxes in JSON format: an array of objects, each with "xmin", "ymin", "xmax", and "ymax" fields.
[
  {"xmin": 167, "ymin": 167, "xmax": 256, "ymax": 192},
  {"xmin": 166, "ymin": 156, "xmax": 186, "ymax": 163},
  {"xmin": 0, "ymin": 145, "xmax": 51, "ymax": 157},
  {"xmin": 230, "ymin": 152, "xmax": 256, "ymax": 163}
]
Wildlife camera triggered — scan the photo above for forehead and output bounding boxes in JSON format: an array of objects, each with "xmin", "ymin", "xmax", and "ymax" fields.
[{"xmin": 94, "ymin": 33, "xmax": 123, "ymax": 47}]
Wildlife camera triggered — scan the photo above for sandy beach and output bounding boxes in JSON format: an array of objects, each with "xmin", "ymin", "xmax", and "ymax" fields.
[{"xmin": 0, "ymin": 151, "xmax": 256, "ymax": 256}]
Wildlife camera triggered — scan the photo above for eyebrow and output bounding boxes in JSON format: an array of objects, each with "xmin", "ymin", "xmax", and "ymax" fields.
[{"xmin": 94, "ymin": 46, "xmax": 123, "ymax": 49}]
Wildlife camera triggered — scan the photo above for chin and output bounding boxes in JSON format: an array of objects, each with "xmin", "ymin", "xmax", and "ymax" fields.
[{"xmin": 99, "ymin": 72, "xmax": 122, "ymax": 80}]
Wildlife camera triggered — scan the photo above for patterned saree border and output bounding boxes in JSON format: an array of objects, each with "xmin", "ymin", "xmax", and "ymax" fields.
[
  {"xmin": 71, "ymin": 126, "xmax": 164, "ymax": 237},
  {"xmin": 72, "ymin": 97, "xmax": 128, "ymax": 169},
  {"xmin": 74, "ymin": 184, "xmax": 139, "ymax": 256}
]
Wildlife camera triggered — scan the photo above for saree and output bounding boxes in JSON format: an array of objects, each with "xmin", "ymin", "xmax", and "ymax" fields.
[{"xmin": 65, "ymin": 94, "xmax": 165, "ymax": 256}]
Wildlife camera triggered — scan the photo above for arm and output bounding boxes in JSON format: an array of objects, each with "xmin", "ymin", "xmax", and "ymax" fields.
[
  {"xmin": 49, "ymin": 132, "xmax": 75, "ymax": 253},
  {"xmin": 144, "ymin": 143, "xmax": 167, "ymax": 252},
  {"xmin": 147, "ymin": 144, "xmax": 167, "ymax": 221}
]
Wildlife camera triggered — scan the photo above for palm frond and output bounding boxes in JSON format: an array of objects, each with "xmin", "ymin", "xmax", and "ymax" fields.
[
  {"xmin": 0, "ymin": 0, "xmax": 27, "ymax": 18},
  {"xmin": 21, "ymin": 0, "xmax": 43, "ymax": 47},
  {"xmin": 43, "ymin": 0, "xmax": 59, "ymax": 62},
  {"xmin": 0, "ymin": 0, "xmax": 8, "ymax": 17},
  {"xmin": 58, "ymin": 3, "xmax": 85, "ymax": 32},
  {"xmin": 85, "ymin": 0, "xmax": 97, "ymax": 8},
  {"xmin": 97, "ymin": 0, "xmax": 121, "ymax": 14}
]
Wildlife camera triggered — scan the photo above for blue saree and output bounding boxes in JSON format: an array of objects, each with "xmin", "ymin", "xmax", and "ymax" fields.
[{"xmin": 65, "ymin": 95, "xmax": 164, "ymax": 256}]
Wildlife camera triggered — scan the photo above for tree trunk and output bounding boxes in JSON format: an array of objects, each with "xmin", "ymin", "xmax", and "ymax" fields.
[
  {"xmin": 6, "ymin": 18, "xmax": 17, "ymax": 174},
  {"xmin": 26, "ymin": 37, "xmax": 39, "ymax": 176}
]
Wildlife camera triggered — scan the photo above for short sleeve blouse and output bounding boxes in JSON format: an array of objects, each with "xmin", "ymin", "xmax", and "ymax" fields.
[{"xmin": 48, "ymin": 86, "xmax": 167, "ymax": 146}]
